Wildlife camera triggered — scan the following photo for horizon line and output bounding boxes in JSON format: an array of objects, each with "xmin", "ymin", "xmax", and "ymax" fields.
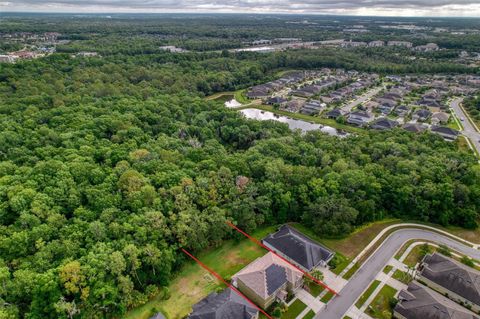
[{"xmin": 1, "ymin": 11, "xmax": 480, "ymax": 19}]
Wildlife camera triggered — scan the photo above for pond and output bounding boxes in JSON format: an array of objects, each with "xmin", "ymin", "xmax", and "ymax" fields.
[{"xmin": 240, "ymin": 108, "xmax": 348, "ymax": 137}]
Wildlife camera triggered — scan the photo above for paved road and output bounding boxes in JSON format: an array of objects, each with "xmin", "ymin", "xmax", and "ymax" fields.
[
  {"xmin": 450, "ymin": 97, "xmax": 480, "ymax": 155},
  {"xmin": 340, "ymin": 86, "xmax": 383, "ymax": 113},
  {"xmin": 315, "ymin": 228, "xmax": 480, "ymax": 319}
]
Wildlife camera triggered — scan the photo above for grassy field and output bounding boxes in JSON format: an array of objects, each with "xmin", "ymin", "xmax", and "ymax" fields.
[
  {"xmin": 356, "ymin": 280, "xmax": 381, "ymax": 308},
  {"xmin": 283, "ymin": 299, "xmax": 307, "ymax": 319},
  {"xmin": 403, "ymin": 244, "xmax": 432, "ymax": 267},
  {"xmin": 366, "ymin": 285, "xmax": 397, "ymax": 319},
  {"xmin": 123, "ymin": 226, "xmax": 277, "ymax": 319}
]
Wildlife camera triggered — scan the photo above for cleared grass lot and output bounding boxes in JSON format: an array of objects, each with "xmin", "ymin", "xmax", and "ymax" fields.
[{"xmin": 123, "ymin": 226, "xmax": 277, "ymax": 319}]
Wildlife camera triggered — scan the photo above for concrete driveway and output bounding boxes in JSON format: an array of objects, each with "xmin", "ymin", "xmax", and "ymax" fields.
[{"xmin": 314, "ymin": 228, "xmax": 480, "ymax": 319}]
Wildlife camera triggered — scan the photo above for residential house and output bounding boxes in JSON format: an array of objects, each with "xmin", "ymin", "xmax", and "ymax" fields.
[
  {"xmin": 430, "ymin": 126, "xmax": 460, "ymax": 141},
  {"xmin": 325, "ymin": 109, "xmax": 346, "ymax": 119},
  {"xmin": 395, "ymin": 105, "xmax": 411, "ymax": 117},
  {"xmin": 232, "ymin": 252, "xmax": 304, "ymax": 309},
  {"xmin": 387, "ymin": 41, "xmax": 413, "ymax": 48},
  {"xmin": 418, "ymin": 253, "xmax": 480, "ymax": 311},
  {"xmin": 368, "ymin": 40, "xmax": 385, "ymax": 47},
  {"xmin": 347, "ymin": 111, "xmax": 374, "ymax": 127},
  {"xmin": 403, "ymin": 123, "xmax": 428, "ymax": 133},
  {"xmin": 371, "ymin": 117, "xmax": 398, "ymax": 130},
  {"xmin": 415, "ymin": 43, "xmax": 440, "ymax": 52},
  {"xmin": 284, "ymin": 99, "xmax": 305, "ymax": 113},
  {"xmin": 262, "ymin": 225, "xmax": 334, "ymax": 272},
  {"xmin": 413, "ymin": 109, "xmax": 432, "ymax": 121},
  {"xmin": 431, "ymin": 112, "xmax": 450, "ymax": 125},
  {"xmin": 266, "ymin": 96, "xmax": 288, "ymax": 107},
  {"xmin": 394, "ymin": 282, "xmax": 479, "ymax": 319},
  {"xmin": 188, "ymin": 288, "xmax": 259, "ymax": 319},
  {"xmin": 300, "ymin": 100, "xmax": 326, "ymax": 116}
]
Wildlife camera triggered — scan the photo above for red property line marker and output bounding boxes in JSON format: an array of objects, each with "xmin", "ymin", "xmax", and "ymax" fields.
[
  {"xmin": 226, "ymin": 221, "xmax": 339, "ymax": 296},
  {"xmin": 181, "ymin": 248, "xmax": 273, "ymax": 319}
]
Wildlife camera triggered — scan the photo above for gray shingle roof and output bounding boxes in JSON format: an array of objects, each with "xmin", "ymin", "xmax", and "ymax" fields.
[
  {"xmin": 188, "ymin": 288, "xmax": 258, "ymax": 319},
  {"xmin": 420, "ymin": 253, "xmax": 480, "ymax": 307},
  {"xmin": 262, "ymin": 225, "xmax": 334, "ymax": 271},
  {"xmin": 395, "ymin": 282, "xmax": 479, "ymax": 319}
]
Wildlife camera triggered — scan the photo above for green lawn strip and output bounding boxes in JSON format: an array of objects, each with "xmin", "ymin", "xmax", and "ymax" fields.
[
  {"xmin": 205, "ymin": 91, "xmax": 235, "ymax": 101},
  {"xmin": 365, "ymin": 285, "xmax": 397, "ymax": 319},
  {"xmin": 283, "ymin": 300, "xmax": 307, "ymax": 319},
  {"xmin": 392, "ymin": 269, "xmax": 413, "ymax": 285},
  {"xmin": 343, "ymin": 262, "xmax": 360, "ymax": 280},
  {"xmin": 302, "ymin": 310, "xmax": 315, "ymax": 319},
  {"xmin": 382, "ymin": 265, "xmax": 393, "ymax": 274},
  {"xmin": 355, "ymin": 280, "xmax": 381, "ymax": 308},
  {"xmin": 236, "ymin": 104, "xmax": 365, "ymax": 134},
  {"xmin": 123, "ymin": 225, "xmax": 277, "ymax": 319},
  {"xmin": 320, "ymin": 291, "xmax": 335, "ymax": 303}
]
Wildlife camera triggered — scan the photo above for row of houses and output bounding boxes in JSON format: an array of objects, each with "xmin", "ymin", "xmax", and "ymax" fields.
[
  {"xmin": 364, "ymin": 84, "xmax": 412, "ymax": 115},
  {"xmin": 187, "ymin": 225, "xmax": 334, "ymax": 317},
  {"xmin": 246, "ymin": 71, "xmax": 320, "ymax": 99},
  {"xmin": 321, "ymin": 76, "xmax": 377, "ymax": 104},
  {"xmin": 394, "ymin": 252, "xmax": 480, "ymax": 318}
]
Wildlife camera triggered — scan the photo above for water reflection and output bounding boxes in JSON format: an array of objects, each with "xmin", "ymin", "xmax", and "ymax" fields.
[{"xmin": 240, "ymin": 108, "xmax": 348, "ymax": 137}]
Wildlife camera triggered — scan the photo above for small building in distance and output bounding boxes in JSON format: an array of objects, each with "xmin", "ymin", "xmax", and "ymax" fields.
[
  {"xmin": 188, "ymin": 288, "xmax": 259, "ymax": 319},
  {"xmin": 262, "ymin": 225, "xmax": 334, "ymax": 271},
  {"xmin": 417, "ymin": 253, "xmax": 480, "ymax": 312},
  {"xmin": 394, "ymin": 282, "xmax": 479, "ymax": 319}
]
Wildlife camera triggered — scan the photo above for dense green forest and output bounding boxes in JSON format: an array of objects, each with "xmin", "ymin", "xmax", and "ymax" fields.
[{"xmin": 0, "ymin": 14, "xmax": 479, "ymax": 319}]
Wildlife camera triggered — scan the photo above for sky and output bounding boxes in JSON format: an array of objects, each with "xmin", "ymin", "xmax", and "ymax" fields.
[{"xmin": 2, "ymin": 0, "xmax": 480, "ymax": 17}]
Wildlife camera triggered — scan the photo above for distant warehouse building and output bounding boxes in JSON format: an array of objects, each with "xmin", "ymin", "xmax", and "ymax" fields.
[{"xmin": 262, "ymin": 225, "xmax": 334, "ymax": 271}]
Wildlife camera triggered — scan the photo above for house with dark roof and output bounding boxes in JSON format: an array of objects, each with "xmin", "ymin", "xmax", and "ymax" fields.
[
  {"xmin": 418, "ymin": 253, "xmax": 480, "ymax": 312},
  {"xmin": 371, "ymin": 117, "xmax": 398, "ymax": 130},
  {"xmin": 262, "ymin": 225, "xmax": 334, "ymax": 272},
  {"xmin": 395, "ymin": 105, "xmax": 411, "ymax": 117},
  {"xmin": 431, "ymin": 126, "xmax": 460, "ymax": 141},
  {"xmin": 347, "ymin": 111, "xmax": 374, "ymax": 127},
  {"xmin": 188, "ymin": 288, "xmax": 259, "ymax": 319},
  {"xmin": 232, "ymin": 252, "xmax": 303, "ymax": 309},
  {"xmin": 326, "ymin": 108, "xmax": 345, "ymax": 119},
  {"xmin": 413, "ymin": 109, "xmax": 432, "ymax": 122},
  {"xmin": 301, "ymin": 100, "xmax": 325, "ymax": 116},
  {"xmin": 403, "ymin": 123, "xmax": 428, "ymax": 133},
  {"xmin": 394, "ymin": 282, "xmax": 479, "ymax": 319},
  {"xmin": 266, "ymin": 96, "xmax": 288, "ymax": 107}
]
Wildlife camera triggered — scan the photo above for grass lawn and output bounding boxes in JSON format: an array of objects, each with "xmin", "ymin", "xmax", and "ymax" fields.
[
  {"xmin": 403, "ymin": 244, "xmax": 433, "ymax": 267},
  {"xmin": 383, "ymin": 265, "xmax": 393, "ymax": 274},
  {"xmin": 303, "ymin": 310, "xmax": 315, "ymax": 319},
  {"xmin": 366, "ymin": 285, "xmax": 397, "ymax": 319},
  {"xmin": 320, "ymin": 291, "xmax": 335, "ymax": 303},
  {"xmin": 123, "ymin": 226, "xmax": 277, "ymax": 319},
  {"xmin": 234, "ymin": 89, "xmax": 249, "ymax": 104},
  {"xmin": 355, "ymin": 280, "xmax": 381, "ymax": 308},
  {"xmin": 283, "ymin": 299, "xmax": 307, "ymax": 319},
  {"xmin": 308, "ymin": 282, "xmax": 325, "ymax": 297},
  {"xmin": 392, "ymin": 269, "xmax": 413, "ymax": 285}
]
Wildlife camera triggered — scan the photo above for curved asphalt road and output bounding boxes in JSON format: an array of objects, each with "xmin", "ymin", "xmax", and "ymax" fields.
[{"xmin": 315, "ymin": 228, "xmax": 480, "ymax": 319}]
